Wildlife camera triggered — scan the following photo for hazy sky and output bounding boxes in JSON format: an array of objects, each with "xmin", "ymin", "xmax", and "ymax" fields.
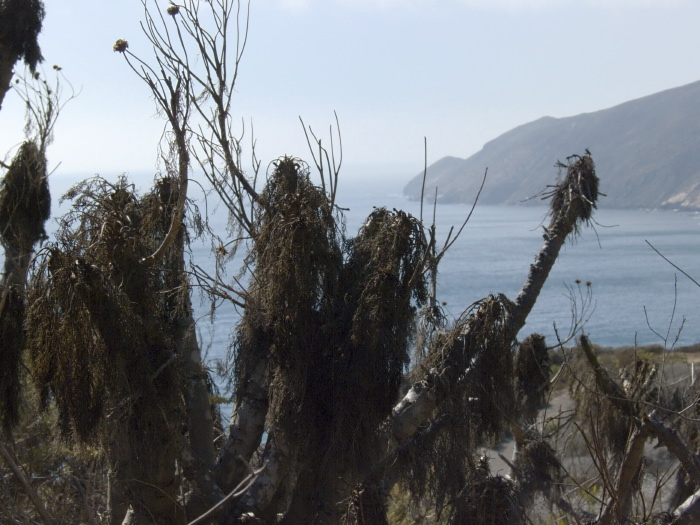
[{"xmin": 2, "ymin": 0, "xmax": 699, "ymax": 183}]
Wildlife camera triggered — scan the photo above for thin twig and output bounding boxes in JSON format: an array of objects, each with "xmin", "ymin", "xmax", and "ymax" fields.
[
  {"xmin": 438, "ymin": 167, "xmax": 488, "ymax": 258},
  {"xmin": 187, "ymin": 462, "xmax": 267, "ymax": 525},
  {"xmin": 646, "ymin": 240, "xmax": 700, "ymax": 288}
]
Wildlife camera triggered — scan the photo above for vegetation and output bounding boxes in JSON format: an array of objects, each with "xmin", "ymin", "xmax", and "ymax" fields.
[
  {"xmin": 2, "ymin": 1, "xmax": 700, "ymax": 524},
  {"xmin": 0, "ymin": 0, "xmax": 44, "ymax": 109}
]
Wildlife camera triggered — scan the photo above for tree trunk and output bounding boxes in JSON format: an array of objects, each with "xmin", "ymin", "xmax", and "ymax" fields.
[{"xmin": 216, "ymin": 350, "xmax": 269, "ymax": 493}]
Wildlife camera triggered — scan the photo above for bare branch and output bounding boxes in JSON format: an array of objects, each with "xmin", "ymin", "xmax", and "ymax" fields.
[
  {"xmin": 188, "ymin": 462, "xmax": 267, "ymax": 525},
  {"xmin": 646, "ymin": 239, "xmax": 700, "ymax": 288}
]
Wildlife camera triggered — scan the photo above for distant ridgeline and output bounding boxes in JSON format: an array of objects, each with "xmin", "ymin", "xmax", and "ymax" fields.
[{"xmin": 404, "ymin": 80, "xmax": 700, "ymax": 209}]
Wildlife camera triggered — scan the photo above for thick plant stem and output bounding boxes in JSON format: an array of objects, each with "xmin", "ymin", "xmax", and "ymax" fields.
[
  {"xmin": 215, "ymin": 351, "xmax": 269, "ymax": 493},
  {"xmin": 673, "ymin": 488, "xmax": 700, "ymax": 525},
  {"xmin": 389, "ymin": 154, "xmax": 599, "ymax": 482},
  {"xmin": 392, "ymin": 199, "xmax": 590, "ymax": 445},
  {"xmin": 646, "ymin": 415, "xmax": 700, "ymax": 484},
  {"xmin": 599, "ymin": 427, "xmax": 650, "ymax": 525},
  {"xmin": 229, "ymin": 436, "xmax": 295, "ymax": 523}
]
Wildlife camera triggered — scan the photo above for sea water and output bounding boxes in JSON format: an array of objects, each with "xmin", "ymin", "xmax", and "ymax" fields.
[
  {"xmin": 20, "ymin": 172, "xmax": 700, "ymax": 365},
  {"xmin": 189, "ymin": 177, "xmax": 700, "ymax": 364}
]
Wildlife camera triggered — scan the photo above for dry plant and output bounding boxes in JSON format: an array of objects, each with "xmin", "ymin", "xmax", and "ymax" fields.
[
  {"xmin": 227, "ymin": 157, "xmax": 430, "ymax": 522},
  {"xmin": 1, "ymin": 68, "xmax": 75, "ymax": 434},
  {"xmin": 535, "ymin": 331, "xmax": 700, "ymax": 525},
  {"xmin": 25, "ymin": 175, "xmax": 191, "ymax": 522},
  {"xmin": 12, "ymin": 1, "xmax": 700, "ymax": 523}
]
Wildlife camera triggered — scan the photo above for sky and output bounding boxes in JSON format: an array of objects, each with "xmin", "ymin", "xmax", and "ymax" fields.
[{"xmin": 2, "ymin": 0, "xmax": 700, "ymax": 186}]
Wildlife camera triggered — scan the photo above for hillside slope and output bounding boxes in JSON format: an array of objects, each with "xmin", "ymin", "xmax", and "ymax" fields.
[{"xmin": 404, "ymin": 80, "xmax": 700, "ymax": 209}]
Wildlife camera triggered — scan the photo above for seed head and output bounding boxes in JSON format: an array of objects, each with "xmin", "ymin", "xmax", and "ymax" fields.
[
  {"xmin": 167, "ymin": 5, "xmax": 180, "ymax": 15},
  {"xmin": 113, "ymin": 39, "xmax": 129, "ymax": 53}
]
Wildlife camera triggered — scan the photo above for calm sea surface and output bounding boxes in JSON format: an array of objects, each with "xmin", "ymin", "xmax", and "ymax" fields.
[{"xmin": 189, "ymin": 177, "xmax": 700, "ymax": 363}]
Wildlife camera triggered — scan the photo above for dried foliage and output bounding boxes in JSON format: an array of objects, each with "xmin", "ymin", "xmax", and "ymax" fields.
[
  {"xmin": 514, "ymin": 438, "xmax": 563, "ymax": 506},
  {"xmin": 570, "ymin": 346, "xmax": 658, "ymax": 463},
  {"xmin": 24, "ymin": 174, "xmax": 192, "ymax": 521},
  {"xmin": 232, "ymin": 157, "xmax": 429, "ymax": 516},
  {"xmin": 0, "ymin": 140, "xmax": 50, "ymax": 262},
  {"xmin": 570, "ymin": 358, "xmax": 631, "ymax": 463},
  {"xmin": 399, "ymin": 295, "xmax": 517, "ymax": 522},
  {"xmin": 237, "ymin": 157, "xmax": 343, "ymax": 453},
  {"xmin": 0, "ymin": 0, "xmax": 45, "ymax": 70},
  {"xmin": 515, "ymin": 333, "xmax": 550, "ymax": 421},
  {"xmin": 25, "ymin": 177, "xmax": 184, "ymax": 430},
  {"xmin": 545, "ymin": 153, "xmax": 599, "ymax": 238},
  {"xmin": 430, "ymin": 295, "xmax": 515, "ymax": 446},
  {"xmin": 0, "ymin": 139, "xmax": 49, "ymax": 433},
  {"xmin": 331, "ymin": 205, "xmax": 427, "ymax": 464},
  {"xmin": 455, "ymin": 456, "xmax": 523, "ymax": 525}
]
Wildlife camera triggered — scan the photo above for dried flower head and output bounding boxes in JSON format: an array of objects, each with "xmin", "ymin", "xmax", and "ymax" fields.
[
  {"xmin": 33, "ymin": 71, "xmax": 40, "ymax": 79},
  {"xmin": 113, "ymin": 39, "xmax": 129, "ymax": 53},
  {"xmin": 167, "ymin": 5, "xmax": 180, "ymax": 15},
  {"xmin": 52, "ymin": 64, "xmax": 62, "ymax": 71},
  {"xmin": 586, "ymin": 281, "xmax": 592, "ymax": 287},
  {"xmin": 575, "ymin": 279, "xmax": 581, "ymax": 284}
]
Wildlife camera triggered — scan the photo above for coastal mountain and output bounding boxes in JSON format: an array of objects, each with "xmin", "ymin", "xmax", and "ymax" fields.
[{"xmin": 404, "ymin": 80, "xmax": 700, "ymax": 209}]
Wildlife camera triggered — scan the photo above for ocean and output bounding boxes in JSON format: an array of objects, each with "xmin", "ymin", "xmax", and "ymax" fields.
[
  {"xmin": 10, "ymin": 172, "xmax": 700, "ymax": 366},
  {"xmin": 189, "ymin": 175, "xmax": 700, "ymax": 365}
]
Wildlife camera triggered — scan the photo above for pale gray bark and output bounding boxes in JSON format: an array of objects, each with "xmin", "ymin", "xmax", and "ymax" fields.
[
  {"xmin": 646, "ymin": 415, "xmax": 700, "ymax": 484},
  {"xmin": 390, "ymin": 377, "xmax": 439, "ymax": 446},
  {"xmin": 598, "ymin": 427, "xmax": 650, "ymax": 525},
  {"xmin": 216, "ymin": 353, "xmax": 269, "ymax": 493},
  {"xmin": 231, "ymin": 436, "xmax": 293, "ymax": 523},
  {"xmin": 673, "ymin": 489, "xmax": 700, "ymax": 525}
]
